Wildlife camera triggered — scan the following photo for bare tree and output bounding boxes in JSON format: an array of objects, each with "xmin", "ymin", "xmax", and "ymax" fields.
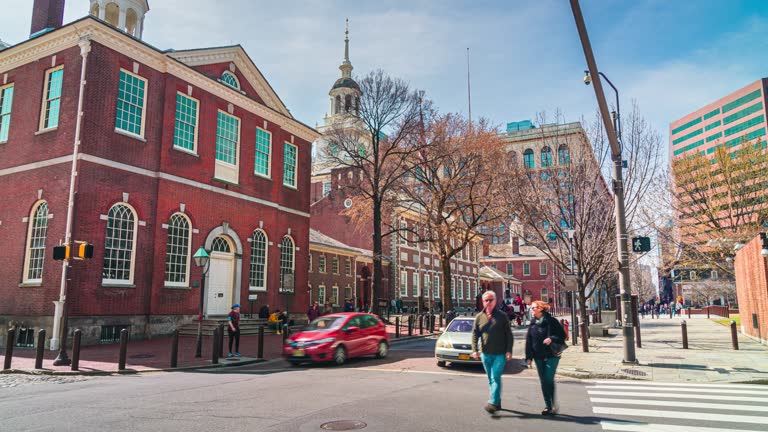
[
  {"xmin": 629, "ymin": 261, "xmax": 656, "ymax": 302},
  {"xmin": 322, "ymin": 70, "xmax": 426, "ymax": 312},
  {"xmin": 689, "ymin": 278, "xmax": 736, "ymax": 308},
  {"xmin": 392, "ymin": 114, "xmax": 506, "ymax": 312}
]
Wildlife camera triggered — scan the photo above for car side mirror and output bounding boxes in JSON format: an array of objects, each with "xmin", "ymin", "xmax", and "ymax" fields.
[
  {"xmin": 345, "ymin": 326, "xmax": 359, "ymax": 333},
  {"xmin": 439, "ymin": 327, "xmax": 445, "ymax": 332}
]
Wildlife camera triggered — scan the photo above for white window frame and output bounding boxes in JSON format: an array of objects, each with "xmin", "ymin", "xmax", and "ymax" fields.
[
  {"xmin": 318, "ymin": 284, "xmax": 326, "ymax": 305},
  {"xmin": 399, "ymin": 221, "xmax": 408, "ymax": 245},
  {"xmin": 254, "ymin": 127, "xmax": 272, "ymax": 178},
  {"xmin": 39, "ymin": 66, "xmax": 64, "ymax": 131},
  {"xmin": 451, "ymin": 278, "xmax": 456, "ymax": 299},
  {"xmin": 345, "ymin": 285, "xmax": 353, "ymax": 301},
  {"xmin": 22, "ymin": 200, "xmax": 49, "ymax": 283},
  {"xmin": 507, "ymin": 263, "xmax": 514, "ymax": 275},
  {"xmin": 249, "ymin": 229, "xmax": 268, "ymax": 291},
  {"xmin": 214, "ymin": 109, "xmax": 241, "ymax": 184},
  {"xmin": 458, "ymin": 279, "xmax": 464, "ymax": 300},
  {"xmin": 279, "ymin": 236, "xmax": 295, "ymax": 290},
  {"xmin": 434, "ymin": 274, "xmax": 440, "ymax": 298},
  {"xmin": 115, "ymin": 69, "xmax": 148, "ymax": 139},
  {"xmin": 331, "ymin": 285, "xmax": 340, "ymax": 306},
  {"xmin": 523, "ymin": 262, "xmax": 531, "ymax": 276},
  {"xmin": 541, "ymin": 288, "xmax": 549, "ymax": 300},
  {"xmin": 400, "ymin": 270, "xmax": 408, "ymax": 297},
  {"xmin": 322, "ymin": 181, "xmax": 331, "ymax": 196},
  {"xmin": 413, "ymin": 272, "xmax": 420, "ymax": 297},
  {"xmin": 308, "ymin": 253, "xmax": 313, "ymax": 273},
  {"xmin": 424, "ymin": 274, "xmax": 431, "ymax": 299},
  {"xmin": 173, "ymin": 91, "xmax": 200, "ymax": 155},
  {"xmin": 164, "ymin": 212, "xmax": 192, "ymax": 287},
  {"xmin": 283, "ymin": 142, "xmax": 298, "ymax": 188},
  {"xmin": 318, "ymin": 255, "xmax": 326, "ymax": 273},
  {"xmin": 332, "ymin": 256, "xmax": 339, "ymax": 274},
  {"xmin": 540, "ymin": 262, "xmax": 547, "ymax": 276},
  {"xmin": 102, "ymin": 202, "xmax": 138, "ymax": 285},
  {"xmin": 345, "ymin": 258, "xmax": 351, "ymax": 276},
  {"xmin": 221, "ymin": 71, "xmax": 241, "ymax": 90},
  {"xmin": 0, "ymin": 83, "xmax": 14, "ymax": 143}
]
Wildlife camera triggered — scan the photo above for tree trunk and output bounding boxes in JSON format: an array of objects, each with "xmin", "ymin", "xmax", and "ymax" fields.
[
  {"xmin": 578, "ymin": 287, "xmax": 589, "ymax": 352},
  {"xmin": 371, "ymin": 200, "xmax": 383, "ymax": 314},
  {"xmin": 441, "ymin": 257, "xmax": 454, "ymax": 312}
]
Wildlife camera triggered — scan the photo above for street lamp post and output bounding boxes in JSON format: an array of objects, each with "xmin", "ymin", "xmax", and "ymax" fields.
[
  {"xmin": 193, "ymin": 247, "xmax": 210, "ymax": 358},
  {"xmin": 584, "ymin": 70, "xmax": 621, "ymax": 142},
  {"xmin": 570, "ymin": 0, "xmax": 637, "ymax": 363}
]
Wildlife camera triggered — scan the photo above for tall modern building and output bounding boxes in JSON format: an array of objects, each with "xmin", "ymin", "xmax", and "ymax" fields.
[{"xmin": 671, "ymin": 79, "xmax": 766, "ymax": 160}]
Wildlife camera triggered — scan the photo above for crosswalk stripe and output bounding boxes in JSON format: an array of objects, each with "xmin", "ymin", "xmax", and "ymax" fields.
[
  {"xmin": 587, "ymin": 390, "xmax": 768, "ymax": 403},
  {"xmin": 589, "ymin": 397, "xmax": 768, "ymax": 413},
  {"xmin": 592, "ymin": 407, "xmax": 767, "ymax": 425},
  {"xmin": 590, "ymin": 380, "xmax": 768, "ymax": 390},
  {"xmin": 600, "ymin": 420, "xmax": 767, "ymax": 432},
  {"xmin": 587, "ymin": 385, "xmax": 768, "ymax": 395}
]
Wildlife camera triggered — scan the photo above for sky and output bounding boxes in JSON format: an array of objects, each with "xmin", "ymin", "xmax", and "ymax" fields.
[{"xmin": 2, "ymin": 0, "xmax": 768, "ymax": 148}]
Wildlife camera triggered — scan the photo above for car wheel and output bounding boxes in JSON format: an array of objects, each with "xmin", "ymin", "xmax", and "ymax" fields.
[
  {"xmin": 437, "ymin": 360, "xmax": 447, "ymax": 367},
  {"xmin": 333, "ymin": 346, "xmax": 347, "ymax": 366},
  {"xmin": 375, "ymin": 340, "xmax": 388, "ymax": 358}
]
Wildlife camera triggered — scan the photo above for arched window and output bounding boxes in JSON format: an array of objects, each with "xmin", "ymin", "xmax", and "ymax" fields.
[
  {"xmin": 23, "ymin": 201, "xmax": 49, "ymax": 282},
  {"xmin": 164, "ymin": 213, "xmax": 191, "ymax": 286},
  {"xmin": 523, "ymin": 149, "xmax": 535, "ymax": 169},
  {"xmin": 335, "ymin": 95, "xmax": 341, "ymax": 114},
  {"xmin": 249, "ymin": 230, "xmax": 268, "ymax": 291},
  {"xmin": 279, "ymin": 236, "xmax": 295, "ymax": 291},
  {"xmin": 221, "ymin": 71, "xmax": 240, "ymax": 90},
  {"xmin": 105, "ymin": 2, "xmax": 119, "ymax": 27},
  {"xmin": 541, "ymin": 147, "xmax": 553, "ymax": 168},
  {"xmin": 558, "ymin": 145, "xmax": 570, "ymax": 165},
  {"xmin": 90, "ymin": 3, "xmax": 100, "ymax": 17},
  {"xmin": 212, "ymin": 236, "xmax": 231, "ymax": 252},
  {"xmin": 102, "ymin": 203, "xmax": 137, "ymax": 283},
  {"xmin": 125, "ymin": 8, "xmax": 138, "ymax": 35},
  {"xmin": 355, "ymin": 97, "xmax": 360, "ymax": 115},
  {"xmin": 344, "ymin": 94, "xmax": 352, "ymax": 113}
]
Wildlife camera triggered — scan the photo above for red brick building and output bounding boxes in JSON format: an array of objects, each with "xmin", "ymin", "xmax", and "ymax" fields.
[
  {"xmin": 0, "ymin": 4, "xmax": 318, "ymax": 348},
  {"xmin": 308, "ymin": 228, "xmax": 370, "ymax": 313},
  {"xmin": 481, "ymin": 242, "xmax": 560, "ymax": 306},
  {"xmin": 734, "ymin": 233, "xmax": 768, "ymax": 345}
]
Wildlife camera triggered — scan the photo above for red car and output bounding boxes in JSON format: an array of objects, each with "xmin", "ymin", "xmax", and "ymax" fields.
[{"xmin": 283, "ymin": 313, "xmax": 389, "ymax": 365}]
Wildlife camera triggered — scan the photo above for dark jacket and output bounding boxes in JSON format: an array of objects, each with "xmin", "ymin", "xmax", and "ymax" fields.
[
  {"xmin": 307, "ymin": 306, "xmax": 320, "ymax": 322},
  {"xmin": 525, "ymin": 312, "xmax": 567, "ymax": 360},
  {"xmin": 471, "ymin": 308, "xmax": 514, "ymax": 355},
  {"xmin": 258, "ymin": 305, "xmax": 270, "ymax": 319}
]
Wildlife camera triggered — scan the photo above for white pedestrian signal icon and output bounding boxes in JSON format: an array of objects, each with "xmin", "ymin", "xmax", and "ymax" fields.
[{"xmin": 632, "ymin": 237, "xmax": 651, "ymax": 253}]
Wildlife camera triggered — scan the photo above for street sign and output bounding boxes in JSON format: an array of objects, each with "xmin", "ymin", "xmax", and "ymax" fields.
[
  {"xmin": 280, "ymin": 272, "xmax": 295, "ymax": 294},
  {"xmin": 631, "ymin": 236, "xmax": 651, "ymax": 253}
]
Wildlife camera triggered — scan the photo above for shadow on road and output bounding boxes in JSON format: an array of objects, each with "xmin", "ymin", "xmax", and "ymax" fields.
[{"xmin": 491, "ymin": 408, "xmax": 623, "ymax": 426}]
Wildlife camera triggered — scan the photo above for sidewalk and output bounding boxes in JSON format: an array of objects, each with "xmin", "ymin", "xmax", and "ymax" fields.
[
  {"xmin": 1, "ymin": 327, "xmax": 427, "ymax": 375},
  {"xmin": 555, "ymin": 317, "xmax": 768, "ymax": 383}
]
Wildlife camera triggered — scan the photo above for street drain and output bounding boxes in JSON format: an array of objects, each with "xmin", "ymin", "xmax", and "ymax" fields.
[
  {"xmin": 320, "ymin": 420, "xmax": 367, "ymax": 430},
  {"xmin": 128, "ymin": 353, "xmax": 155, "ymax": 359},
  {"xmin": 621, "ymin": 368, "xmax": 647, "ymax": 377}
]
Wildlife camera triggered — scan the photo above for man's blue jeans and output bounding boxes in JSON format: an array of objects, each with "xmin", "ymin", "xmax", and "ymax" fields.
[
  {"xmin": 534, "ymin": 356, "xmax": 560, "ymax": 409},
  {"xmin": 481, "ymin": 353, "xmax": 506, "ymax": 406}
]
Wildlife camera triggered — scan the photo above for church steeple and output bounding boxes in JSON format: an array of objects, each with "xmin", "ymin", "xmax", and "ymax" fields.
[{"xmin": 340, "ymin": 19, "xmax": 353, "ymax": 79}]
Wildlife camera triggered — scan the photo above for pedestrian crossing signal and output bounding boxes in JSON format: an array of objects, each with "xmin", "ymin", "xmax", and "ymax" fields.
[
  {"xmin": 631, "ymin": 237, "xmax": 651, "ymax": 253},
  {"xmin": 52, "ymin": 245, "xmax": 70, "ymax": 261},
  {"xmin": 77, "ymin": 243, "xmax": 94, "ymax": 259}
]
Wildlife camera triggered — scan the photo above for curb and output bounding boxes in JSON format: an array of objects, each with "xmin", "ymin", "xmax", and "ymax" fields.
[
  {"xmin": 0, "ymin": 357, "xmax": 267, "ymax": 377},
  {"xmin": 389, "ymin": 333, "xmax": 438, "ymax": 345}
]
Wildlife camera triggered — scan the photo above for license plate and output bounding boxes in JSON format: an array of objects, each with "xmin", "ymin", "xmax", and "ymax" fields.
[
  {"xmin": 293, "ymin": 349, "xmax": 305, "ymax": 357},
  {"xmin": 458, "ymin": 353, "xmax": 470, "ymax": 360}
]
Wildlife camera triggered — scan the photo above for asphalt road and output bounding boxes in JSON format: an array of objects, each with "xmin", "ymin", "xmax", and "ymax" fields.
[{"xmin": 1, "ymin": 334, "xmax": 766, "ymax": 432}]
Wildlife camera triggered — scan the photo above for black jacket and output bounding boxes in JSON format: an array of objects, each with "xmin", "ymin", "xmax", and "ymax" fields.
[{"xmin": 525, "ymin": 312, "xmax": 567, "ymax": 360}]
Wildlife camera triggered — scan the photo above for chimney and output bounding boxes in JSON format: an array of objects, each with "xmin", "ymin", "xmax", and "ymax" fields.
[
  {"xmin": 511, "ymin": 236, "xmax": 520, "ymax": 255},
  {"xmin": 30, "ymin": 0, "xmax": 65, "ymax": 37}
]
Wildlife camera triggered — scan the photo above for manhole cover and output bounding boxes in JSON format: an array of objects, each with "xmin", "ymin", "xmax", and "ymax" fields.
[
  {"xmin": 320, "ymin": 420, "xmax": 367, "ymax": 430},
  {"xmin": 621, "ymin": 368, "xmax": 647, "ymax": 377},
  {"xmin": 128, "ymin": 353, "xmax": 155, "ymax": 359},
  {"xmin": 658, "ymin": 356, "xmax": 684, "ymax": 360}
]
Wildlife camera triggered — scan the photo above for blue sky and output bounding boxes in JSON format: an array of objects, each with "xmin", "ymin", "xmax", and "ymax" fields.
[{"xmin": 2, "ymin": 0, "xmax": 767, "ymax": 147}]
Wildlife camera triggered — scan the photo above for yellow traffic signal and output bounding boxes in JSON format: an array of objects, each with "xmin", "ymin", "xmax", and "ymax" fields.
[
  {"xmin": 52, "ymin": 245, "xmax": 70, "ymax": 261},
  {"xmin": 77, "ymin": 242, "xmax": 94, "ymax": 259}
]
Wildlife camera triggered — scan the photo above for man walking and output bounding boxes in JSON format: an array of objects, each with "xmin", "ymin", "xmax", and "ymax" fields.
[
  {"xmin": 227, "ymin": 304, "xmax": 241, "ymax": 357},
  {"xmin": 471, "ymin": 291, "xmax": 514, "ymax": 414}
]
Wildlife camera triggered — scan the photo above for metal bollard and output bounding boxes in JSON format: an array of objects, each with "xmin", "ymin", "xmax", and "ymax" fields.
[
  {"xmin": 212, "ymin": 328, "xmax": 220, "ymax": 364},
  {"xmin": 257, "ymin": 325, "xmax": 264, "ymax": 359},
  {"xmin": 283, "ymin": 324, "xmax": 290, "ymax": 341},
  {"xmin": 118, "ymin": 328, "xmax": 128, "ymax": 371},
  {"xmin": 580, "ymin": 321, "xmax": 589, "ymax": 352},
  {"xmin": 573, "ymin": 316, "xmax": 579, "ymax": 345},
  {"xmin": 669, "ymin": 306, "xmax": 673, "ymax": 319},
  {"xmin": 439, "ymin": 313, "xmax": 443, "ymax": 329},
  {"xmin": 395, "ymin": 316, "xmax": 400, "ymax": 338},
  {"xmin": 635, "ymin": 324, "xmax": 642, "ymax": 348},
  {"xmin": 35, "ymin": 329, "xmax": 46, "ymax": 369},
  {"xmin": 71, "ymin": 329, "xmax": 82, "ymax": 371},
  {"xmin": 687, "ymin": 307, "xmax": 691, "ymax": 319},
  {"xmin": 170, "ymin": 329, "xmax": 179, "ymax": 368},
  {"xmin": 730, "ymin": 320, "xmax": 739, "ymax": 350},
  {"xmin": 681, "ymin": 320, "xmax": 688, "ymax": 349},
  {"xmin": 706, "ymin": 306, "xmax": 710, "ymax": 319},
  {"xmin": 4, "ymin": 328, "xmax": 15, "ymax": 370},
  {"xmin": 408, "ymin": 316, "xmax": 413, "ymax": 337},
  {"xmin": 419, "ymin": 315, "xmax": 424, "ymax": 335}
]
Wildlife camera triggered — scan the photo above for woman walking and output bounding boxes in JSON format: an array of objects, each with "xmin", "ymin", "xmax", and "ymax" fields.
[{"xmin": 525, "ymin": 300, "xmax": 567, "ymax": 416}]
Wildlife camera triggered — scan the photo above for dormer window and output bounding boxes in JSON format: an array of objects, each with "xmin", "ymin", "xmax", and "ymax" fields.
[{"xmin": 221, "ymin": 71, "xmax": 240, "ymax": 91}]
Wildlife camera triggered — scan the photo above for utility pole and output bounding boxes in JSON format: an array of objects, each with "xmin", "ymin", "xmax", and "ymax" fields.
[{"xmin": 569, "ymin": 0, "xmax": 636, "ymax": 363}]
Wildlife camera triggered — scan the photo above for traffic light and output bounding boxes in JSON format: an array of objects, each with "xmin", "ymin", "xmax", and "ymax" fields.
[
  {"xmin": 52, "ymin": 245, "xmax": 70, "ymax": 261},
  {"xmin": 77, "ymin": 243, "xmax": 94, "ymax": 259}
]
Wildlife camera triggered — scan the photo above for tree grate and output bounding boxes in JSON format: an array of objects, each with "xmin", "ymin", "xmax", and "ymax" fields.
[{"xmin": 621, "ymin": 368, "xmax": 647, "ymax": 377}]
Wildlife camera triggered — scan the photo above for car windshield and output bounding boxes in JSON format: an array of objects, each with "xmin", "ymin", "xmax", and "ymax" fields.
[
  {"xmin": 446, "ymin": 319, "xmax": 473, "ymax": 333},
  {"xmin": 304, "ymin": 316, "xmax": 345, "ymax": 331}
]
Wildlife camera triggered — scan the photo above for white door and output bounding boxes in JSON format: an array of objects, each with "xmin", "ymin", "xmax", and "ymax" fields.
[{"xmin": 207, "ymin": 253, "xmax": 234, "ymax": 316}]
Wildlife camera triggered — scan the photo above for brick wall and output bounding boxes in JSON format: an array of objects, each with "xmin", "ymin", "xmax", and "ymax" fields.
[{"xmin": 734, "ymin": 234, "xmax": 768, "ymax": 344}]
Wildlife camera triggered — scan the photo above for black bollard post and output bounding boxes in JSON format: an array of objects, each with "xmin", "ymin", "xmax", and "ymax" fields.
[
  {"xmin": 580, "ymin": 321, "xmax": 589, "ymax": 352},
  {"xmin": 71, "ymin": 329, "xmax": 82, "ymax": 371},
  {"xmin": 573, "ymin": 316, "xmax": 579, "ymax": 346},
  {"xmin": 439, "ymin": 313, "xmax": 443, "ymax": 329},
  {"xmin": 681, "ymin": 320, "xmax": 688, "ymax": 349},
  {"xmin": 118, "ymin": 328, "xmax": 128, "ymax": 371},
  {"xmin": 170, "ymin": 329, "xmax": 179, "ymax": 368},
  {"xmin": 635, "ymin": 324, "xmax": 642, "ymax": 348},
  {"xmin": 257, "ymin": 325, "xmax": 264, "ymax": 359},
  {"xmin": 218, "ymin": 324, "xmax": 226, "ymax": 358},
  {"xmin": 212, "ymin": 328, "xmax": 219, "ymax": 364},
  {"xmin": 35, "ymin": 329, "xmax": 46, "ymax": 369},
  {"xmin": 419, "ymin": 315, "xmax": 424, "ymax": 335},
  {"xmin": 283, "ymin": 324, "xmax": 290, "ymax": 341},
  {"xmin": 730, "ymin": 320, "xmax": 739, "ymax": 350},
  {"xmin": 706, "ymin": 306, "xmax": 710, "ymax": 319},
  {"xmin": 408, "ymin": 316, "xmax": 413, "ymax": 337},
  {"xmin": 3, "ymin": 328, "xmax": 15, "ymax": 370},
  {"xmin": 687, "ymin": 307, "xmax": 691, "ymax": 319},
  {"xmin": 395, "ymin": 316, "xmax": 400, "ymax": 338}
]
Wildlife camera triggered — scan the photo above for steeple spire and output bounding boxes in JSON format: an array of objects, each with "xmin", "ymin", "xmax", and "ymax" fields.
[{"xmin": 340, "ymin": 18, "xmax": 353, "ymax": 78}]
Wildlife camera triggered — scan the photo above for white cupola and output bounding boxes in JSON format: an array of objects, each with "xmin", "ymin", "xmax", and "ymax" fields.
[{"xmin": 89, "ymin": 0, "xmax": 149, "ymax": 39}]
